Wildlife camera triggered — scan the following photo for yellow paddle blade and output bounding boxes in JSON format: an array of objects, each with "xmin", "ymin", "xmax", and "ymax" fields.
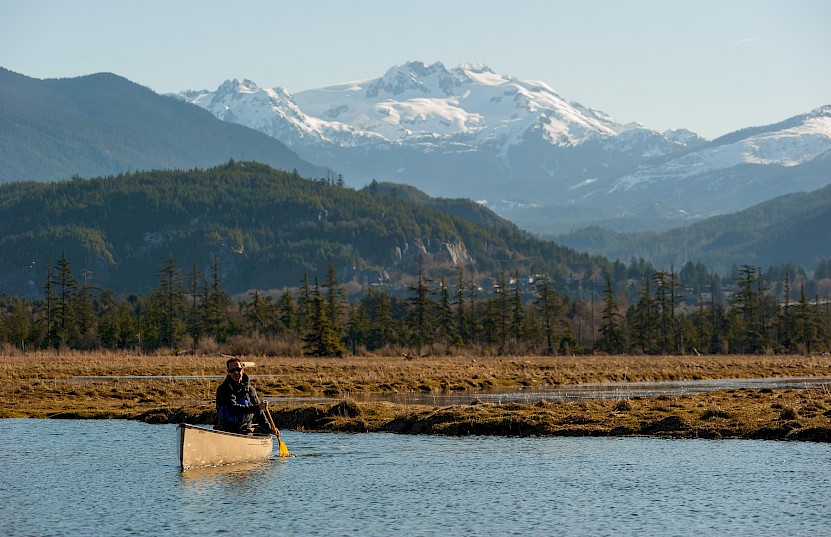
[{"xmin": 278, "ymin": 438, "xmax": 290, "ymax": 458}]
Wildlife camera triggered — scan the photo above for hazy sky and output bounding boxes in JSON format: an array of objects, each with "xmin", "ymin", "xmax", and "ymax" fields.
[{"xmin": 2, "ymin": 0, "xmax": 829, "ymax": 139}]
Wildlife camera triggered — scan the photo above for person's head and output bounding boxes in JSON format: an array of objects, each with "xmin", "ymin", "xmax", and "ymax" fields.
[{"xmin": 226, "ymin": 358, "xmax": 244, "ymax": 383}]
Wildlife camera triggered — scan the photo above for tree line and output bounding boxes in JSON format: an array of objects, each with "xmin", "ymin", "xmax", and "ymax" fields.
[{"xmin": 2, "ymin": 252, "xmax": 831, "ymax": 356}]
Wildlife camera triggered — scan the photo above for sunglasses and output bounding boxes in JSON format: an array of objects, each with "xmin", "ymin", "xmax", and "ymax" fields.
[{"xmin": 228, "ymin": 367, "xmax": 244, "ymax": 373}]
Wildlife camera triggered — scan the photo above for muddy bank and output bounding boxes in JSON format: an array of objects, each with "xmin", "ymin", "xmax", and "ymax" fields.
[
  {"xmin": 2, "ymin": 352, "xmax": 830, "ymax": 442},
  {"xmin": 34, "ymin": 389, "xmax": 831, "ymax": 443}
]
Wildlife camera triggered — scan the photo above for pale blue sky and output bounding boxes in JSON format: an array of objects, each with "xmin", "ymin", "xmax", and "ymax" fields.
[{"xmin": 1, "ymin": 0, "xmax": 829, "ymax": 139}]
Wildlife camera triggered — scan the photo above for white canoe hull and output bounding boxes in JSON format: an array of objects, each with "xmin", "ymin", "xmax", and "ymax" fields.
[{"xmin": 179, "ymin": 424, "xmax": 273, "ymax": 470}]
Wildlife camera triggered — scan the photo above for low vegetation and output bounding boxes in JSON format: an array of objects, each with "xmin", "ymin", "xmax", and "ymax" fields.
[{"xmin": 2, "ymin": 351, "xmax": 830, "ymax": 441}]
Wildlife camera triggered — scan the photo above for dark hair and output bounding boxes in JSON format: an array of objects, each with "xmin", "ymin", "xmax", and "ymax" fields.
[{"xmin": 226, "ymin": 358, "xmax": 243, "ymax": 370}]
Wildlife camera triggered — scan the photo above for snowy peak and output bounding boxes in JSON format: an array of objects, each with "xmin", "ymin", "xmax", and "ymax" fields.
[
  {"xmin": 366, "ymin": 61, "xmax": 456, "ymax": 97},
  {"xmin": 290, "ymin": 60, "xmax": 625, "ymax": 148},
  {"xmin": 172, "ymin": 62, "xmax": 830, "ymax": 231},
  {"xmin": 178, "ymin": 61, "xmax": 671, "ymax": 154},
  {"xmin": 582, "ymin": 105, "xmax": 831, "ymax": 206},
  {"xmin": 177, "ymin": 78, "xmax": 330, "ymax": 145}
]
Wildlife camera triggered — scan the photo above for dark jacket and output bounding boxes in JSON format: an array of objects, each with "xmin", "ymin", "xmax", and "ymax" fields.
[{"xmin": 216, "ymin": 373, "xmax": 269, "ymax": 434}]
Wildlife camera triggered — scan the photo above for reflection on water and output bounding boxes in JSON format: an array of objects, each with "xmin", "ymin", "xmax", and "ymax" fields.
[
  {"xmin": 3, "ymin": 419, "xmax": 831, "ymax": 536},
  {"xmin": 274, "ymin": 375, "xmax": 831, "ymax": 406}
]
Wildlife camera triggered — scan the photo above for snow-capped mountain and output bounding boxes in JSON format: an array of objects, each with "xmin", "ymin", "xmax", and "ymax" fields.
[
  {"xmin": 176, "ymin": 62, "xmax": 693, "ymax": 187},
  {"xmin": 572, "ymin": 105, "xmax": 831, "ymax": 214},
  {"xmin": 292, "ymin": 61, "xmax": 628, "ymax": 150},
  {"xmin": 177, "ymin": 61, "xmax": 831, "ymax": 233}
]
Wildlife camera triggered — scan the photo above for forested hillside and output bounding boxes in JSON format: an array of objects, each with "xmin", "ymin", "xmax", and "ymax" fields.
[
  {"xmin": 555, "ymin": 157, "xmax": 831, "ymax": 273},
  {"xmin": 0, "ymin": 68, "xmax": 328, "ymax": 183},
  {"xmin": 0, "ymin": 161, "xmax": 602, "ymax": 297}
]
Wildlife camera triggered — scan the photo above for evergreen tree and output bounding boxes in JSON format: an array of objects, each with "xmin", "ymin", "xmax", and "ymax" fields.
[
  {"xmin": 366, "ymin": 287, "xmax": 394, "ymax": 350},
  {"xmin": 628, "ymin": 275, "xmax": 659, "ymax": 354},
  {"xmin": 51, "ymin": 251, "xmax": 79, "ymax": 349},
  {"xmin": 302, "ymin": 279, "xmax": 345, "ymax": 356},
  {"xmin": 510, "ymin": 272, "xmax": 525, "ymax": 351},
  {"xmin": 494, "ymin": 271, "xmax": 510, "ymax": 354},
  {"xmin": 98, "ymin": 297, "xmax": 138, "ymax": 350},
  {"xmin": 39, "ymin": 260, "xmax": 57, "ymax": 349},
  {"xmin": 297, "ymin": 273, "xmax": 312, "ymax": 331},
  {"xmin": 434, "ymin": 276, "xmax": 454, "ymax": 346},
  {"xmin": 533, "ymin": 272, "xmax": 563, "ymax": 355},
  {"xmin": 408, "ymin": 259, "xmax": 433, "ymax": 352},
  {"xmin": 2, "ymin": 297, "xmax": 33, "ymax": 350},
  {"xmin": 277, "ymin": 289, "xmax": 298, "ymax": 334},
  {"xmin": 346, "ymin": 302, "xmax": 371, "ymax": 353},
  {"xmin": 149, "ymin": 254, "xmax": 187, "ymax": 349},
  {"xmin": 597, "ymin": 276, "xmax": 625, "ymax": 353},
  {"xmin": 187, "ymin": 261, "xmax": 205, "ymax": 348},
  {"xmin": 794, "ymin": 282, "xmax": 819, "ymax": 354},
  {"xmin": 454, "ymin": 267, "xmax": 468, "ymax": 346},
  {"xmin": 324, "ymin": 261, "xmax": 345, "ymax": 342},
  {"xmin": 205, "ymin": 256, "xmax": 230, "ymax": 342},
  {"xmin": 73, "ymin": 262, "xmax": 101, "ymax": 349},
  {"xmin": 244, "ymin": 290, "xmax": 277, "ymax": 335}
]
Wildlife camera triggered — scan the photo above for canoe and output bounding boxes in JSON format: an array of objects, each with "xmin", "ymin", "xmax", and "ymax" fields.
[{"xmin": 179, "ymin": 423, "xmax": 273, "ymax": 470}]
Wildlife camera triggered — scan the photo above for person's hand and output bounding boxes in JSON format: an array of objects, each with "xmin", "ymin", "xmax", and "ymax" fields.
[{"xmin": 259, "ymin": 400, "xmax": 269, "ymax": 410}]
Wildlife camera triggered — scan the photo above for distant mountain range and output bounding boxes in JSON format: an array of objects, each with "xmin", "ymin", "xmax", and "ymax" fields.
[
  {"xmin": 1, "ymin": 63, "xmax": 829, "ymax": 277},
  {"xmin": 0, "ymin": 67, "xmax": 328, "ymax": 183},
  {"xmin": 554, "ymin": 177, "xmax": 831, "ymax": 274},
  {"xmin": 178, "ymin": 61, "xmax": 831, "ymax": 233}
]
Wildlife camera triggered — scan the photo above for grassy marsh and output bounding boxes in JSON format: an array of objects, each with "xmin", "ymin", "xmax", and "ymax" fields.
[{"xmin": 2, "ymin": 351, "xmax": 830, "ymax": 441}]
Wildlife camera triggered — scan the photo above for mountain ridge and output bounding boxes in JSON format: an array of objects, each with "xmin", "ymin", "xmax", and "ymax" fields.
[
  {"xmin": 555, "ymin": 171, "xmax": 831, "ymax": 273},
  {"xmin": 178, "ymin": 61, "xmax": 831, "ymax": 232},
  {"xmin": 0, "ymin": 67, "xmax": 329, "ymax": 183},
  {"xmin": 0, "ymin": 161, "xmax": 601, "ymax": 298}
]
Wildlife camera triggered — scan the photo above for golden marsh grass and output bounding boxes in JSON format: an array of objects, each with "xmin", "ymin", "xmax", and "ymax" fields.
[{"xmin": 2, "ymin": 351, "xmax": 830, "ymax": 441}]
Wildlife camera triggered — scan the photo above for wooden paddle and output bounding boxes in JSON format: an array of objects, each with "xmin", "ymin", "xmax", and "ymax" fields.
[{"xmin": 265, "ymin": 406, "xmax": 290, "ymax": 457}]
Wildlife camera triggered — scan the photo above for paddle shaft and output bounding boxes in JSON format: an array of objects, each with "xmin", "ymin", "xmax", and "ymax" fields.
[
  {"xmin": 265, "ymin": 407, "xmax": 291, "ymax": 457},
  {"xmin": 264, "ymin": 407, "xmax": 279, "ymax": 437}
]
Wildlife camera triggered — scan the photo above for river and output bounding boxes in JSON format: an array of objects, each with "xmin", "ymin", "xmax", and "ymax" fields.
[{"xmin": 1, "ymin": 419, "xmax": 830, "ymax": 536}]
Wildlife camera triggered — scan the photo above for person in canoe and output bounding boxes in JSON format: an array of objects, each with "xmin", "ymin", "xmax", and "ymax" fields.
[{"xmin": 215, "ymin": 358, "xmax": 271, "ymax": 435}]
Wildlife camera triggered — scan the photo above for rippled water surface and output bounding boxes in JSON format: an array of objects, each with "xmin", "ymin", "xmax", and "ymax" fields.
[{"xmin": 2, "ymin": 419, "xmax": 830, "ymax": 536}]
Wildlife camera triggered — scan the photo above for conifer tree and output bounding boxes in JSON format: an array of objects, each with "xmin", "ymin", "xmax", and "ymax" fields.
[
  {"xmin": 598, "ymin": 276, "xmax": 625, "ymax": 354},
  {"xmin": 51, "ymin": 251, "xmax": 79, "ymax": 349},
  {"xmin": 325, "ymin": 261, "xmax": 345, "ymax": 341},
  {"xmin": 533, "ymin": 272, "xmax": 562, "ymax": 355},
  {"xmin": 149, "ymin": 254, "xmax": 187, "ymax": 349},
  {"xmin": 277, "ymin": 288, "xmax": 298, "ymax": 334},
  {"xmin": 495, "ymin": 271, "xmax": 509, "ymax": 354},
  {"xmin": 244, "ymin": 290, "xmax": 276, "ymax": 335},
  {"xmin": 302, "ymin": 279, "xmax": 345, "ymax": 356},
  {"xmin": 434, "ymin": 276, "xmax": 454, "ymax": 346},
  {"xmin": 454, "ymin": 267, "xmax": 467, "ymax": 345},
  {"xmin": 366, "ymin": 287, "xmax": 394, "ymax": 350},
  {"xmin": 408, "ymin": 259, "xmax": 433, "ymax": 352},
  {"xmin": 794, "ymin": 282, "xmax": 819, "ymax": 354},
  {"xmin": 74, "ymin": 262, "xmax": 99, "ymax": 349},
  {"xmin": 205, "ymin": 255, "xmax": 230, "ymax": 342},
  {"xmin": 187, "ymin": 261, "xmax": 205, "ymax": 348},
  {"xmin": 510, "ymin": 271, "xmax": 525, "ymax": 350},
  {"xmin": 40, "ymin": 260, "xmax": 57, "ymax": 349},
  {"xmin": 629, "ymin": 275, "xmax": 658, "ymax": 354}
]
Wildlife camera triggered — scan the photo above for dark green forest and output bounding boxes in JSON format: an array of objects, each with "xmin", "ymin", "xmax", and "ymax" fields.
[
  {"xmin": 2, "ymin": 161, "xmax": 831, "ymax": 355},
  {"xmin": 0, "ymin": 161, "xmax": 604, "ymax": 297},
  {"xmin": 2, "ymin": 250, "xmax": 831, "ymax": 356}
]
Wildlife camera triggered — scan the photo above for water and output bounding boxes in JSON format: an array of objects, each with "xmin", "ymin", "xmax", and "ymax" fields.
[
  {"xmin": 59, "ymin": 375, "xmax": 831, "ymax": 405},
  {"xmin": 288, "ymin": 375, "xmax": 831, "ymax": 406},
  {"xmin": 2, "ymin": 419, "xmax": 830, "ymax": 536}
]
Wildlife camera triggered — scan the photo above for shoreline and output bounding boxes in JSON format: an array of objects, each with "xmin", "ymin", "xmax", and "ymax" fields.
[{"xmin": 2, "ymin": 352, "xmax": 830, "ymax": 442}]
